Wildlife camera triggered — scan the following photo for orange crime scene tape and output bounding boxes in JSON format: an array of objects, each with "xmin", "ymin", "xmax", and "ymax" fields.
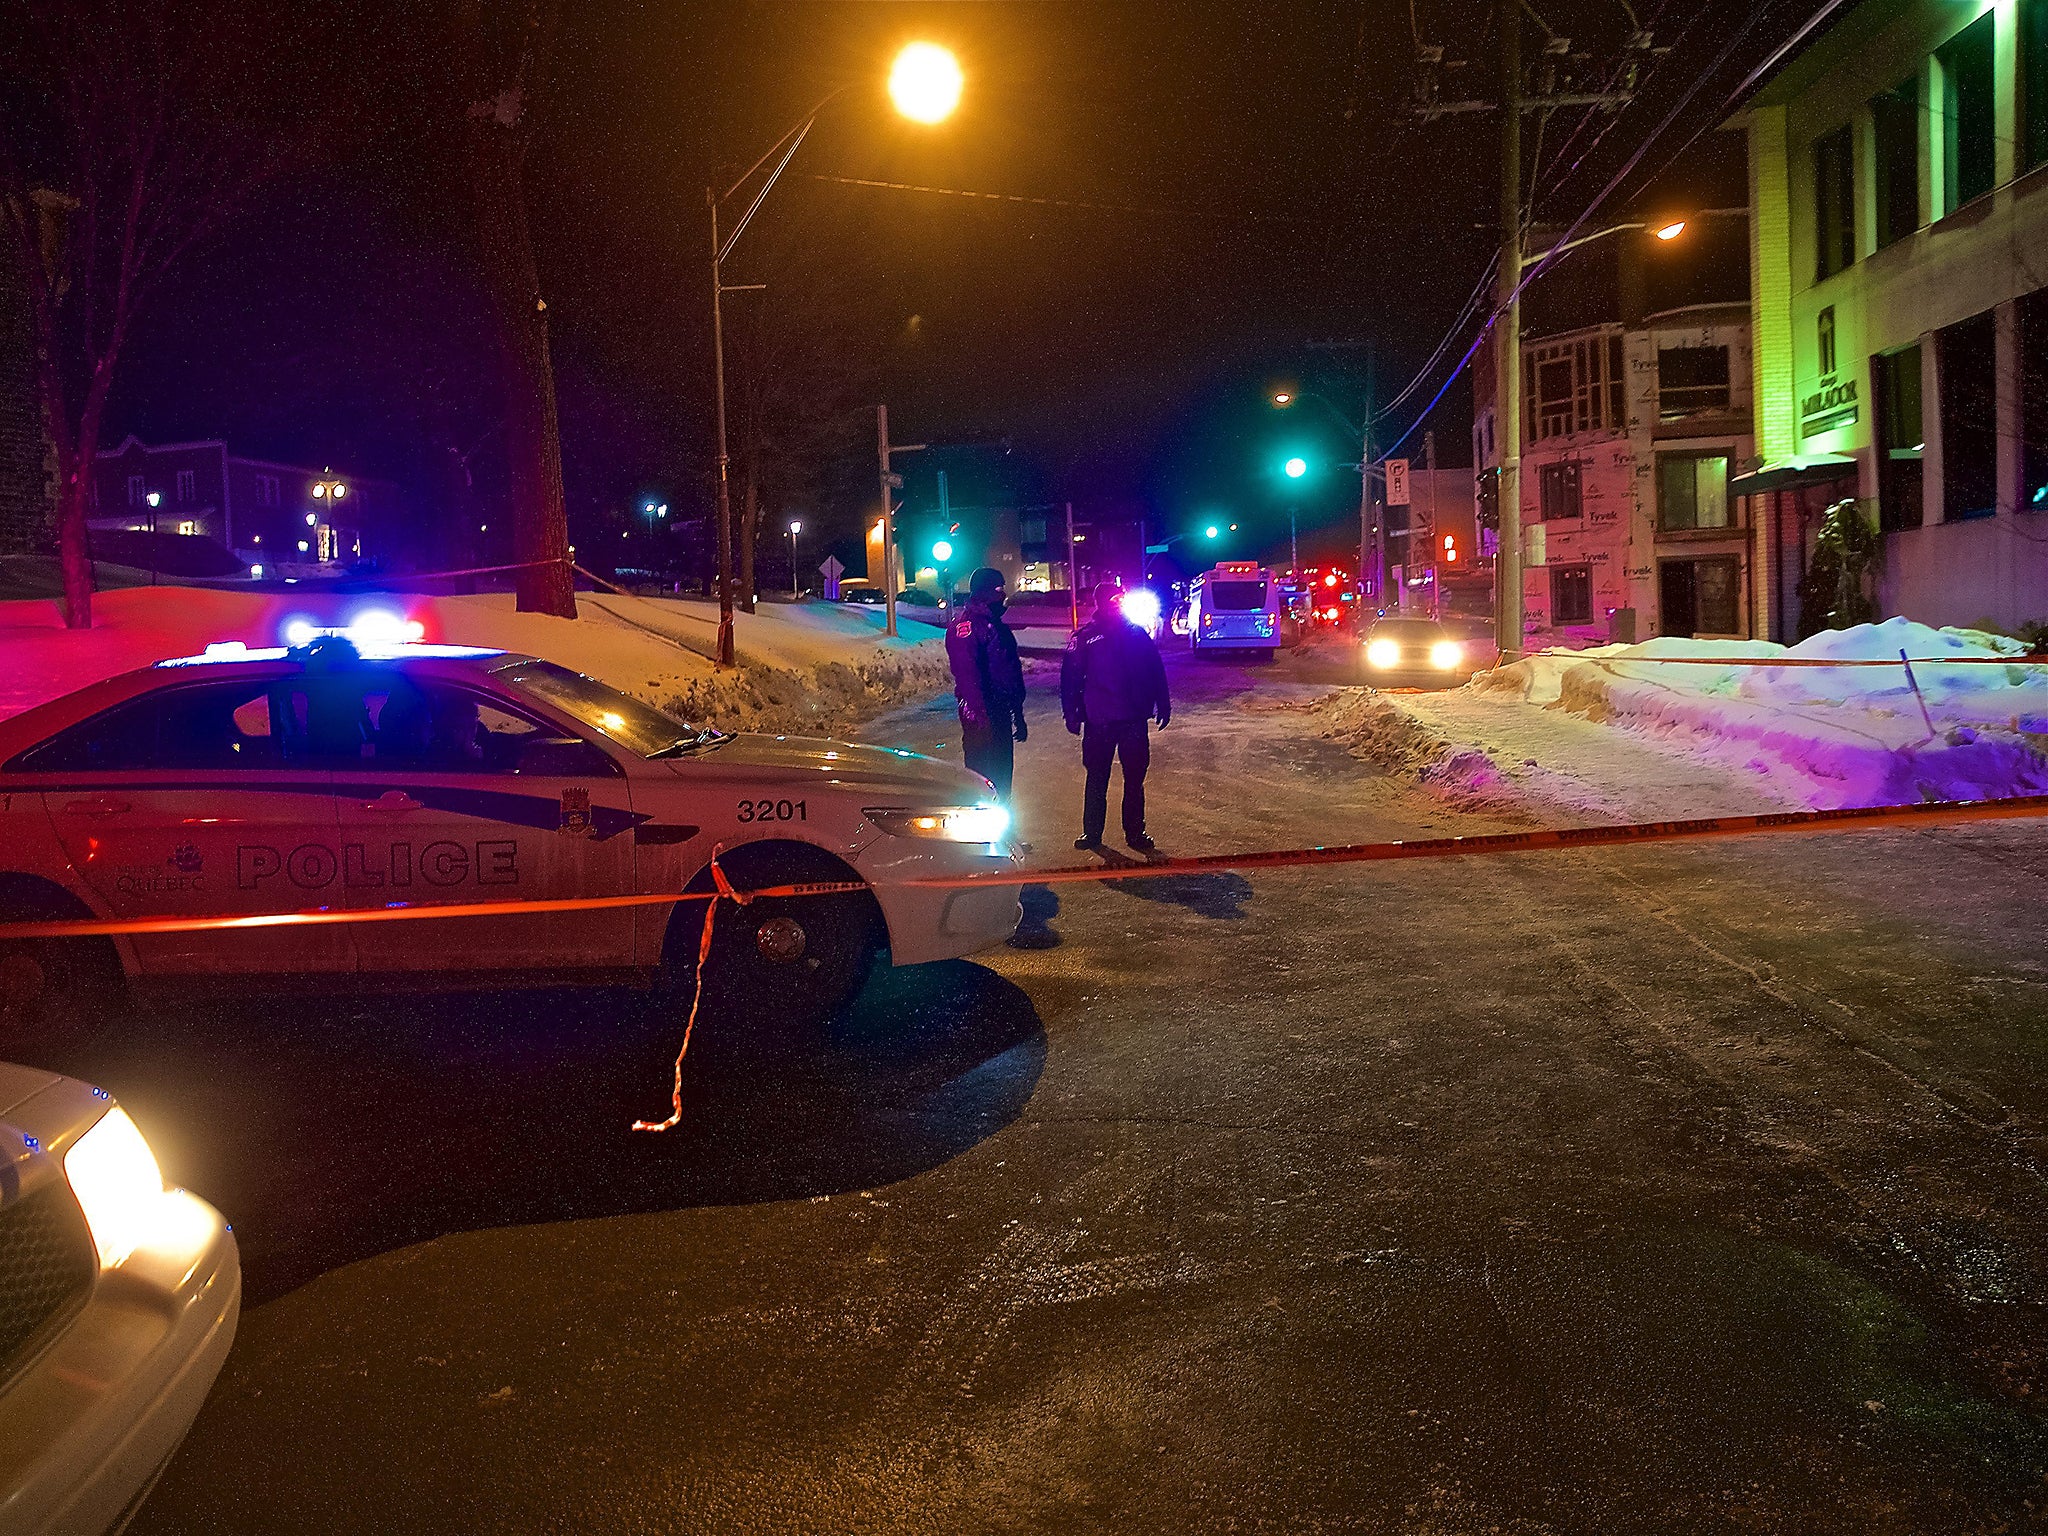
[{"xmin": 3, "ymin": 792, "xmax": 2046, "ymax": 941}]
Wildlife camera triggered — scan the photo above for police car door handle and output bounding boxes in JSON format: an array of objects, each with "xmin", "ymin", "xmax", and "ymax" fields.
[
  {"xmin": 363, "ymin": 791, "xmax": 423, "ymax": 812},
  {"xmin": 63, "ymin": 796, "xmax": 129, "ymax": 816}
]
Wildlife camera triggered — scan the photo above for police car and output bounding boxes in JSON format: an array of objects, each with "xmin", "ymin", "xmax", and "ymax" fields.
[{"xmin": 0, "ymin": 629, "xmax": 1021, "ymax": 1050}]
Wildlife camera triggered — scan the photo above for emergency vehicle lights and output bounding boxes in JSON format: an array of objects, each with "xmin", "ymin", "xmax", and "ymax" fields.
[
  {"xmin": 865, "ymin": 804, "xmax": 1011, "ymax": 844},
  {"xmin": 280, "ymin": 611, "xmax": 426, "ymax": 649},
  {"xmin": 1323, "ymin": 574, "xmax": 1339, "ymax": 588},
  {"xmin": 64, "ymin": 1108, "xmax": 168, "ymax": 1267},
  {"xmin": 1118, "ymin": 589, "xmax": 1162, "ymax": 629}
]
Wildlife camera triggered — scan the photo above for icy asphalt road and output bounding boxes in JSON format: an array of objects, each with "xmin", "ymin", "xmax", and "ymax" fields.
[{"xmin": 102, "ymin": 647, "xmax": 2048, "ymax": 1533}]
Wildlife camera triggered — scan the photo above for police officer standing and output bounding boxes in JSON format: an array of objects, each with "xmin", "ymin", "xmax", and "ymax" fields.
[
  {"xmin": 945, "ymin": 567, "xmax": 1028, "ymax": 803},
  {"xmin": 1061, "ymin": 582, "xmax": 1171, "ymax": 853}
]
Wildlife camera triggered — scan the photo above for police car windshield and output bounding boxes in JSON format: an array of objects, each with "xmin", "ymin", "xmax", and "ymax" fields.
[{"xmin": 494, "ymin": 660, "xmax": 726, "ymax": 756}]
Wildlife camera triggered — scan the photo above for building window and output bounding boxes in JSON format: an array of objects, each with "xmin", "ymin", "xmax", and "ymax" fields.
[
  {"xmin": 175, "ymin": 519, "xmax": 197, "ymax": 536},
  {"xmin": 1938, "ymin": 309, "xmax": 1998, "ymax": 520},
  {"xmin": 1938, "ymin": 11, "xmax": 1996, "ymax": 215},
  {"xmin": 176, "ymin": 468, "xmax": 196, "ymax": 502},
  {"xmin": 2021, "ymin": 289, "xmax": 2048, "ymax": 512},
  {"xmin": 1813, "ymin": 123, "xmax": 1855, "ymax": 280},
  {"xmin": 1656, "ymin": 453, "xmax": 1731, "ymax": 531},
  {"xmin": 1872, "ymin": 344, "xmax": 1925, "ymax": 532},
  {"xmin": 1872, "ymin": 77, "xmax": 1920, "ymax": 248},
  {"xmin": 1657, "ymin": 346, "xmax": 1730, "ymax": 419},
  {"xmin": 127, "ymin": 475, "xmax": 145, "ymax": 507},
  {"xmin": 1549, "ymin": 565, "xmax": 1592, "ymax": 625},
  {"xmin": 1538, "ymin": 460, "xmax": 1582, "ymax": 521},
  {"xmin": 2027, "ymin": 0, "xmax": 2048, "ymax": 172},
  {"xmin": 1523, "ymin": 332, "xmax": 1625, "ymax": 443},
  {"xmin": 1660, "ymin": 557, "xmax": 1742, "ymax": 637}
]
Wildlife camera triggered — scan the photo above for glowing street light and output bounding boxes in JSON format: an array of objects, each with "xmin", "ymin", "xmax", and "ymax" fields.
[
  {"xmin": 1271, "ymin": 390, "xmax": 1294, "ymax": 406},
  {"xmin": 788, "ymin": 519, "xmax": 804, "ymax": 596},
  {"xmin": 889, "ymin": 42, "xmax": 963, "ymax": 125},
  {"xmin": 709, "ymin": 43, "xmax": 966, "ymax": 663},
  {"xmin": 1284, "ymin": 456, "xmax": 1308, "ymax": 479},
  {"xmin": 1204, "ymin": 525, "xmax": 1220, "ymax": 539},
  {"xmin": 1654, "ymin": 219, "xmax": 1687, "ymax": 241}
]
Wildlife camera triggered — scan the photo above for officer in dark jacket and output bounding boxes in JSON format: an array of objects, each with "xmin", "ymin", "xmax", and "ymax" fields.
[
  {"xmin": 1061, "ymin": 582, "xmax": 1171, "ymax": 852},
  {"xmin": 946, "ymin": 567, "xmax": 1028, "ymax": 802}
]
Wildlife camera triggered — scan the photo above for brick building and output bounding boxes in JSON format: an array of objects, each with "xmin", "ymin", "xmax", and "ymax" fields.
[
  {"xmin": 0, "ymin": 209, "xmax": 56, "ymax": 558},
  {"xmin": 90, "ymin": 436, "xmax": 397, "ymax": 574}
]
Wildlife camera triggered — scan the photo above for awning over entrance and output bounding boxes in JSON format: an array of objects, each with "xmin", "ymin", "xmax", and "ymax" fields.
[{"xmin": 1728, "ymin": 454, "xmax": 1857, "ymax": 497}]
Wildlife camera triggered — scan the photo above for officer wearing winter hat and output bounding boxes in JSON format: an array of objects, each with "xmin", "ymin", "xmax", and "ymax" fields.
[
  {"xmin": 1061, "ymin": 582, "xmax": 1170, "ymax": 853},
  {"xmin": 945, "ymin": 566, "xmax": 1028, "ymax": 803}
]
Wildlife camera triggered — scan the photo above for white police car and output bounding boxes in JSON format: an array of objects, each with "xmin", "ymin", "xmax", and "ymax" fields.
[
  {"xmin": 0, "ymin": 631, "xmax": 1021, "ymax": 1050},
  {"xmin": 1, "ymin": 1064, "xmax": 238, "ymax": 1533}
]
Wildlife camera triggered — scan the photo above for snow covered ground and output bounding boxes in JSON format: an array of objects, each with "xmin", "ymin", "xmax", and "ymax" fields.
[
  {"xmin": 1361, "ymin": 617, "xmax": 2048, "ymax": 813},
  {"xmin": 0, "ymin": 584, "xmax": 951, "ymax": 736}
]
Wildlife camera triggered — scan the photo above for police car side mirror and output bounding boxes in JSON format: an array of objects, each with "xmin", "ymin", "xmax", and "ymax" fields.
[{"xmin": 515, "ymin": 736, "xmax": 618, "ymax": 777}]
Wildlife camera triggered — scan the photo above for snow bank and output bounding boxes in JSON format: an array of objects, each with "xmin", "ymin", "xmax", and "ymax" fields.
[
  {"xmin": 1473, "ymin": 617, "xmax": 2048, "ymax": 807},
  {"xmin": 0, "ymin": 586, "xmax": 951, "ymax": 738}
]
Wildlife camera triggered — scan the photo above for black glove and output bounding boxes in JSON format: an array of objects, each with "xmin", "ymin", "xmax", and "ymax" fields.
[
  {"xmin": 1065, "ymin": 717, "xmax": 1082, "ymax": 736},
  {"xmin": 1156, "ymin": 710, "xmax": 1171, "ymax": 729},
  {"xmin": 1013, "ymin": 711, "xmax": 1029, "ymax": 743}
]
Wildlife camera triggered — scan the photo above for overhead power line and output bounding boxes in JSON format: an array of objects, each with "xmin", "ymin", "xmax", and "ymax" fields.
[{"xmin": 805, "ymin": 174, "xmax": 1316, "ymax": 226}]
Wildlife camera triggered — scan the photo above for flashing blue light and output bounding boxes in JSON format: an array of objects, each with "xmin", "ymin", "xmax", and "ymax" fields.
[{"xmin": 156, "ymin": 640, "xmax": 506, "ymax": 668}]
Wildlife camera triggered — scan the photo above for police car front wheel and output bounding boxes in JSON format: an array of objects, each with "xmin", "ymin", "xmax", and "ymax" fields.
[{"xmin": 675, "ymin": 843, "xmax": 885, "ymax": 1031}]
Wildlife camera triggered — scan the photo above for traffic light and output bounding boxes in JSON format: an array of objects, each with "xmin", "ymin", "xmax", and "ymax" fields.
[
  {"xmin": 1442, "ymin": 533, "xmax": 1459, "ymax": 564},
  {"xmin": 1283, "ymin": 456, "xmax": 1308, "ymax": 479}
]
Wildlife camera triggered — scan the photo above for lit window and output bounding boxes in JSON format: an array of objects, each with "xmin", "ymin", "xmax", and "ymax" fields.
[{"xmin": 1656, "ymin": 454, "xmax": 1731, "ymax": 532}]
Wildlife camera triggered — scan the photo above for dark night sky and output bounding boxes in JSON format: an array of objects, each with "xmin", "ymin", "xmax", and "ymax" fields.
[{"xmin": 100, "ymin": 0, "xmax": 1798, "ymax": 574}]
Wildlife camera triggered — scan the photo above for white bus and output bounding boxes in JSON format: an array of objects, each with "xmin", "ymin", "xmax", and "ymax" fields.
[{"xmin": 1187, "ymin": 562, "xmax": 1281, "ymax": 656}]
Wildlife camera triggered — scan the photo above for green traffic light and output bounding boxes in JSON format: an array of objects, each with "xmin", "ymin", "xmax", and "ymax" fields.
[
  {"xmin": 1284, "ymin": 456, "xmax": 1308, "ymax": 479},
  {"xmin": 1204, "ymin": 525, "xmax": 1220, "ymax": 539},
  {"xmin": 932, "ymin": 540, "xmax": 953, "ymax": 563}
]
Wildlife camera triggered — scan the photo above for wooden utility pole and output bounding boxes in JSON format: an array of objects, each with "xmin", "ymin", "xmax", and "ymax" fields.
[{"xmin": 1494, "ymin": 1, "xmax": 1523, "ymax": 657}]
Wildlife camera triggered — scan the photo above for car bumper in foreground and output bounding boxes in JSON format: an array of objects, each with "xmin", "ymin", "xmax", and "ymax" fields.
[
  {"xmin": 859, "ymin": 839, "xmax": 1023, "ymax": 966},
  {"xmin": 0, "ymin": 1192, "xmax": 240, "ymax": 1536}
]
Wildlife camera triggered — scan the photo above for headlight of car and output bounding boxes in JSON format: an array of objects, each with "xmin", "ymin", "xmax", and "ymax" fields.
[
  {"xmin": 865, "ymin": 804, "xmax": 1011, "ymax": 843},
  {"xmin": 63, "ymin": 1107, "xmax": 168, "ymax": 1268},
  {"xmin": 1365, "ymin": 638, "xmax": 1400, "ymax": 668},
  {"xmin": 1430, "ymin": 640, "xmax": 1463, "ymax": 670}
]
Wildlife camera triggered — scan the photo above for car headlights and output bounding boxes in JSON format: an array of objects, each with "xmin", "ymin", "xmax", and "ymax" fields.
[
  {"xmin": 63, "ymin": 1107, "xmax": 168, "ymax": 1268},
  {"xmin": 1430, "ymin": 640, "xmax": 1463, "ymax": 670},
  {"xmin": 1365, "ymin": 638, "xmax": 1400, "ymax": 669},
  {"xmin": 866, "ymin": 804, "xmax": 1011, "ymax": 844}
]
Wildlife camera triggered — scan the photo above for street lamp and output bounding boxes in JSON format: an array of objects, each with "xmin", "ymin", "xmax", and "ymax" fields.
[
  {"xmin": 1273, "ymin": 387, "xmax": 1378, "ymax": 599},
  {"xmin": 889, "ymin": 42, "xmax": 964, "ymax": 124},
  {"xmin": 788, "ymin": 519, "xmax": 803, "ymax": 596},
  {"xmin": 708, "ymin": 43, "xmax": 962, "ymax": 667}
]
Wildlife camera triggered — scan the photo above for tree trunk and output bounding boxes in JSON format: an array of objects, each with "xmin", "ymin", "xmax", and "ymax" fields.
[{"xmin": 457, "ymin": 0, "xmax": 574, "ymax": 619}]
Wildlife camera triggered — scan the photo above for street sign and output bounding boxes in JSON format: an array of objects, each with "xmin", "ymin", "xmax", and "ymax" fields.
[
  {"xmin": 1386, "ymin": 458, "xmax": 1411, "ymax": 506},
  {"xmin": 818, "ymin": 554, "xmax": 845, "ymax": 600},
  {"xmin": 1144, "ymin": 543, "xmax": 1171, "ymax": 554}
]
